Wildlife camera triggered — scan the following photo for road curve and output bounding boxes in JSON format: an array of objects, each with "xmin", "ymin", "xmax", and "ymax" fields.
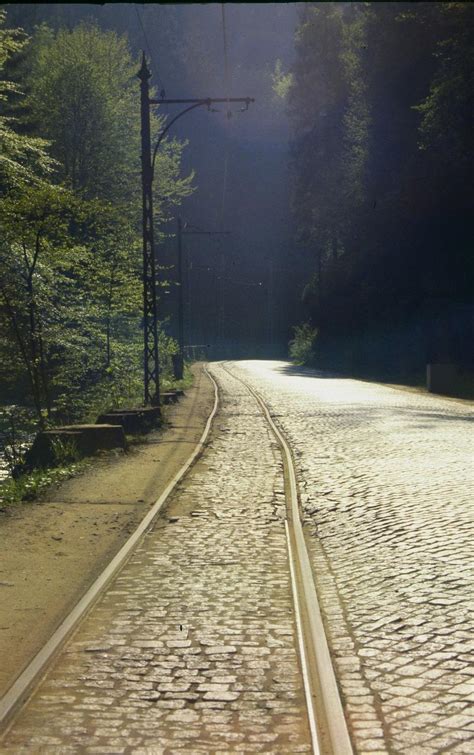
[
  {"xmin": 227, "ymin": 359, "xmax": 474, "ymax": 755},
  {"xmin": 1, "ymin": 363, "xmax": 325, "ymax": 753},
  {"xmin": 222, "ymin": 362, "xmax": 352, "ymax": 755}
]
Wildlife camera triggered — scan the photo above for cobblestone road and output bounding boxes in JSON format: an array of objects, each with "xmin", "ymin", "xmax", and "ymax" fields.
[
  {"xmin": 228, "ymin": 360, "xmax": 474, "ymax": 755},
  {"xmin": 1, "ymin": 366, "xmax": 311, "ymax": 753}
]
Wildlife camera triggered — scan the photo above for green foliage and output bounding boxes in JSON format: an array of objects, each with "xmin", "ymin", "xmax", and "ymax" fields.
[
  {"xmin": 26, "ymin": 22, "xmax": 142, "ymax": 201},
  {"xmin": 415, "ymin": 4, "xmax": 474, "ymax": 168},
  {"xmin": 289, "ymin": 4, "xmax": 349, "ymax": 249},
  {"xmin": 49, "ymin": 436, "xmax": 81, "ymax": 465},
  {"xmin": 271, "ymin": 59, "xmax": 293, "ymax": 100},
  {"xmin": 0, "ymin": 405, "xmax": 37, "ymax": 474},
  {"xmin": 0, "ymin": 183, "xmax": 85, "ymax": 423},
  {"xmin": 289, "ymin": 2, "xmax": 474, "ymax": 376},
  {"xmin": 24, "ymin": 21, "xmax": 194, "ymax": 212},
  {"xmin": 0, "ymin": 460, "xmax": 86, "ymax": 507},
  {"xmin": 0, "ymin": 17, "xmax": 193, "ymax": 445},
  {"xmin": 289, "ymin": 323, "xmax": 318, "ymax": 365},
  {"xmin": 0, "ymin": 11, "xmax": 55, "ymax": 191},
  {"xmin": 174, "ymin": 363, "xmax": 194, "ymax": 391}
]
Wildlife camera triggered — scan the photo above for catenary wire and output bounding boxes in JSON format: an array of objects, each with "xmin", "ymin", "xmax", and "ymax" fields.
[
  {"xmin": 134, "ymin": 4, "xmax": 165, "ymax": 94},
  {"xmin": 218, "ymin": 3, "xmax": 232, "ymax": 230}
]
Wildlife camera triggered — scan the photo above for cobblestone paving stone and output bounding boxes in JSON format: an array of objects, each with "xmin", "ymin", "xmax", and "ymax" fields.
[
  {"xmin": 229, "ymin": 360, "xmax": 474, "ymax": 755},
  {"xmin": 1, "ymin": 365, "xmax": 311, "ymax": 754}
]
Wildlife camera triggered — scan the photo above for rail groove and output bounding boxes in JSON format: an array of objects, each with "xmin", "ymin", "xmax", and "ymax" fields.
[
  {"xmin": 0, "ymin": 368, "xmax": 220, "ymax": 733},
  {"xmin": 1, "ymin": 362, "xmax": 353, "ymax": 754},
  {"xmin": 222, "ymin": 361, "xmax": 353, "ymax": 755}
]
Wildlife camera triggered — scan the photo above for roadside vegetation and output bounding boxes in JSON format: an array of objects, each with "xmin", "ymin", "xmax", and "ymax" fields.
[
  {"xmin": 285, "ymin": 3, "xmax": 473, "ymax": 382},
  {"xmin": 0, "ymin": 14, "xmax": 194, "ymax": 488},
  {"xmin": 289, "ymin": 323, "xmax": 318, "ymax": 366},
  {"xmin": 0, "ymin": 13, "xmax": 195, "ymax": 502},
  {"xmin": 0, "ymin": 460, "xmax": 89, "ymax": 509},
  {"xmin": 0, "ymin": 361, "xmax": 194, "ymax": 510}
]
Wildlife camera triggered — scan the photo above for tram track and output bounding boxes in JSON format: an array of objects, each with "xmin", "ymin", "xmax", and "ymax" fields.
[
  {"xmin": 221, "ymin": 361, "xmax": 353, "ymax": 755},
  {"xmin": 0, "ymin": 371, "xmax": 220, "ymax": 736},
  {"xmin": 1, "ymin": 362, "xmax": 352, "ymax": 753}
]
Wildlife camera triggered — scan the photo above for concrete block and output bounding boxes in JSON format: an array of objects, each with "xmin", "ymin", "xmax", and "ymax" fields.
[
  {"xmin": 24, "ymin": 424, "xmax": 125, "ymax": 469},
  {"xmin": 97, "ymin": 407, "xmax": 162, "ymax": 434},
  {"xmin": 161, "ymin": 391, "xmax": 180, "ymax": 405},
  {"xmin": 427, "ymin": 363, "xmax": 474, "ymax": 396}
]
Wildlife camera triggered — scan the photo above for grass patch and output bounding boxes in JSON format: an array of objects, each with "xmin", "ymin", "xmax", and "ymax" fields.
[
  {"xmin": 162, "ymin": 363, "xmax": 194, "ymax": 392},
  {"xmin": 0, "ymin": 460, "xmax": 88, "ymax": 510},
  {"xmin": 0, "ymin": 364, "xmax": 195, "ymax": 511}
]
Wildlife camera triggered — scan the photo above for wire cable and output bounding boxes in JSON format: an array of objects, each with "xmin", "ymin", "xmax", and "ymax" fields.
[
  {"xmin": 218, "ymin": 3, "xmax": 232, "ymax": 229},
  {"xmin": 135, "ymin": 4, "xmax": 165, "ymax": 94},
  {"xmin": 221, "ymin": 3, "xmax": 232, "ymax": 120},
  {"xmin": 220, "ymin": 153, "xmax": 229, "ymax": 229}
]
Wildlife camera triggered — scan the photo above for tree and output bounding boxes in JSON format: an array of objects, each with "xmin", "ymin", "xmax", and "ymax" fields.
[
  {"xmin": 0, "ymin": 10, "xmax": 54, "ymax": 192},
  {"xmin": 289, "ymin": 2, "xmax": 473, "ymax": 377},
  {"xmin": 416, "ymin": 3, "xmax": 474, "ymax": 170},
  {"xmin": 26, "ymin": 23, "xmax": 140, "ymax": 201},
  {"xmin": 0, "ymin": 19, "xmax": 194, "ymax": 427},
  {"xmin": 75, "ymin": 201, "xmax": 142, "ymax": 370},
  {"xmin": 0, "ymin": 185, "xmax": 83, "ymax": 424},
  {"xmin": 25, "ymin": 21, "xmax": 193, "ymax": 213}
]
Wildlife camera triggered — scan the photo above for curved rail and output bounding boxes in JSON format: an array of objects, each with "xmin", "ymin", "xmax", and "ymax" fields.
[
  {"xmin": 0, "ymin": 369, "xmax": 220, "ymax": 731},
  {"xmin": 221, "ymin": 362, "xmax": 353, "ymax": 755}
]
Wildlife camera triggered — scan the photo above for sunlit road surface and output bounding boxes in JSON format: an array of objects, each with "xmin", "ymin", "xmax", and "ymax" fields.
[
  {"xmin": 2, "ymin": 361, "xmax": 473, "ymax": 754},
  {"xmin": 228, "ymin": 360, "xmax": 474, "ymax": 754},
  {"xmin": 1, "ymin": 366, "xmax": 312, "ymax": 753}
]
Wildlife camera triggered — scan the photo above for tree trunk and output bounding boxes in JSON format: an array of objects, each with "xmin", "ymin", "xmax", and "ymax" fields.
[
  {"xmin": 26, "ymin": 277, "xmax": 45, "ymax": 429},
  {"xmin": 1, "ymin": 289, "xmax": 44, "ymax": 427}
]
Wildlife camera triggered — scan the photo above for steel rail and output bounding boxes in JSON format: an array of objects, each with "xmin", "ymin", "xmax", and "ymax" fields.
[
  {"xmin": 0, "ymin": 369, "xmax": 220, "ymax": 733},
  {"xmin": 221, "ymin": 361, "xmax": 353, "ymax": 755}
]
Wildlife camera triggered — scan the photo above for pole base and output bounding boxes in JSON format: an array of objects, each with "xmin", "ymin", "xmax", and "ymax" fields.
[{"xmin": 172, "ymin": 354, "xmax": 184, "ymax": 381}]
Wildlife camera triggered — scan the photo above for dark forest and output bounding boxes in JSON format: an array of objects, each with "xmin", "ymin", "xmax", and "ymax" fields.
[{"xmin": 1, "ymin": 2, "xmax": 473, "ymax": 427}]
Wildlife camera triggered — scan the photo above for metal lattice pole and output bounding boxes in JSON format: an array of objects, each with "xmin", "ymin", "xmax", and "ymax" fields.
[
  {"xmin": 138, "ymin": 54, "xmax": 160, "ymax": 406},
  {"xmin": 138, "ymin": 51, "xmax": 253, "ymax": 397}
]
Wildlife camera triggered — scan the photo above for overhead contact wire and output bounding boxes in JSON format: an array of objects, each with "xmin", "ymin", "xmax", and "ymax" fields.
[
  {"xmin": 135, "ymin": 5, "xmax": 165, "ymax": 94},
  {"xmin": 219, "ymin": 3, "xmax": 231, "ymax": 229}
]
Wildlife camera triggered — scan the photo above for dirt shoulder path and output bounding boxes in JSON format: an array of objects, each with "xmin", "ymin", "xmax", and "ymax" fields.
[{"xmin": 0, "ymin": 364, "xmax": 215, "ymax": 699}]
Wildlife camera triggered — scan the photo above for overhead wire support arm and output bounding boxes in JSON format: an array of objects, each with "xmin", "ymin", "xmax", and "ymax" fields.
[
  {"xmin": 182, "ymin": 230, "xmax": 231, "ymax": 236},
  {"xmin": 151, "ymin": 97, "xmax": 254, "ymax": 177},
  {"xmin": 149, "ymin": 97, "xmax": 254, "ymax": 105},
  {"xmin": 138, "ymin": 49, "xmax": 254, "ymax": 402}
]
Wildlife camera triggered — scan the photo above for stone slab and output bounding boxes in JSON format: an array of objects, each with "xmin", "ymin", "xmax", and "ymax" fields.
[
  {"xmin": 427, "ymin": 363, "xmax": 474, "ymax": 397},
  {"xmin": 97, "ymin": 407, "xmax": 162, "ymax": 434},
  {"xmin": 161, "ymin": 391, "xmax": 180, "ymax": 405},
  {"xmin": 24, "ymin": 424, "xmax": 125, "ymax": 468}
]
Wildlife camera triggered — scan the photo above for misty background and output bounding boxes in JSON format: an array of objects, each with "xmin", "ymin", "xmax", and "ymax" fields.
[{"xmin": 7, "ymin": 2, "xmax": 308, "ymax": 356}]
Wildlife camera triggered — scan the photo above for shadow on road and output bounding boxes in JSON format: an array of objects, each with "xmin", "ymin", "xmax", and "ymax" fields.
[
  {"xmin": 394, "ymin": 409, "xmax": 474, "ymax": 425},
  {"xmin": 271, "ymin": 363, "xmax": 344, "ymax": 380},
  {"xmin": 245, "ymin": 362, "xmax": 474, "ymax": 424}
]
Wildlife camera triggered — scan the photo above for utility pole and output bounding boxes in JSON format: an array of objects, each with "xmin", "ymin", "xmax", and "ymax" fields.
[
  {"xmin": 218, "ymin": 250, "xmax": 225, "ymax": 353},
  {"xmin": 175, "ymin": 217, "xmax": 184, "ymax": 379},
  {"xmin": 215, "ymin": 268, "xmax": 264, "ymax": 358},
  {"xmin": 176, "ymin": 221, "xmax": 230, "ymax": 373},
  {"xmin": 138, "ymin": 52, "xmax": 253, "ymax": 403},
  {"xmin": 138, "ymin": 54, "xmax": 160, "ymax": 406},
  {"xmin": 267, "ymin": 258, "xmax": 274, "ymax": 355}
]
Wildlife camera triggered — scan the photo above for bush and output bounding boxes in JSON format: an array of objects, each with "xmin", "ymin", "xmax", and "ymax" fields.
[
  {"xmin": 0, "ymin": 461, "xmax": 86, "ymax": 507},
  {"xmin": 289, "ymin": 323, "xmax": 318, "ymax": 365}
]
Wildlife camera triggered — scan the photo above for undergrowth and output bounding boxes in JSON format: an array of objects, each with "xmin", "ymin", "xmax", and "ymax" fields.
[
  {"xmin": 0, "ymin": 363, "xmax": 195, "ymax": 510},
  {"xmin": 0, "ymin": 460, "xmax": 88, "ymax": 510},
  {"xmin": 289, "ymin": 323, "xmax": 318, "ymax": 365}
]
